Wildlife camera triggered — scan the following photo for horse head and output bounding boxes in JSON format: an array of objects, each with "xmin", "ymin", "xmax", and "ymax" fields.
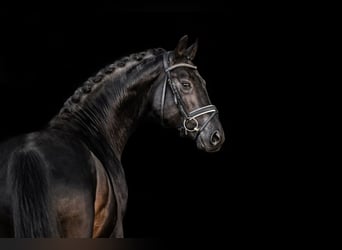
[{"xmin": 151, "ymin": 35, "xmax": 225, "ymax": 152}]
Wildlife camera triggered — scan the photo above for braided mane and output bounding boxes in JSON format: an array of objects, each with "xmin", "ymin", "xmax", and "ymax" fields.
[{"xmin": 53, "ymin": 47, "xmax": 165, "ymax": 120}]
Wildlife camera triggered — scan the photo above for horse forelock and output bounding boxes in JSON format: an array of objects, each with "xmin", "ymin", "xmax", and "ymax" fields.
[{"xmin": 54, "ymin": 48, "xmax": 165, "ymax": 119}]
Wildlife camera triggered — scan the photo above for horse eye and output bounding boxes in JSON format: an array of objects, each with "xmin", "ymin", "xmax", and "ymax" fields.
[{"xmin": 181, "ymin": 81, "xmax": 191, "ymax": 89}]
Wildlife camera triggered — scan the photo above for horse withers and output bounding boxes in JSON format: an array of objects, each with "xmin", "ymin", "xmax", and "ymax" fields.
[{"xmin": 0, "ymin": 35, "xmax": 225, "ymax": 237}]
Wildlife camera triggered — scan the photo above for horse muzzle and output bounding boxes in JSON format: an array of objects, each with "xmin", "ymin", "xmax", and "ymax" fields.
[{"xmin": 196, "ymin": 128, "xmax": 225, "ymax": 152}]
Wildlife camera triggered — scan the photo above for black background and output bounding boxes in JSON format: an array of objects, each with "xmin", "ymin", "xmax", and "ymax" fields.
[{"xmin": 0, "ymin": 6, "xmax": 233, "ymax": 238}]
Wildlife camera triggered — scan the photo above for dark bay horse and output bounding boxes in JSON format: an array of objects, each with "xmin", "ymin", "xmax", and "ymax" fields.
[{"xmin": 0, "ymin": 35, "xmax": 225, "ymax": 238}]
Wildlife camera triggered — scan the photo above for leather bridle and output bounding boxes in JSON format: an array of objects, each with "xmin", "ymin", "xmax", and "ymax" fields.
[{"xmin": 160, "ymin": 52, "xmax": 218, "ymax": 138}]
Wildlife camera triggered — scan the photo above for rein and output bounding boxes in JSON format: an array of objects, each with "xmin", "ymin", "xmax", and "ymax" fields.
[{"xmin": 160, "ymin": 52, "xmax": 218, "ymax": 138}]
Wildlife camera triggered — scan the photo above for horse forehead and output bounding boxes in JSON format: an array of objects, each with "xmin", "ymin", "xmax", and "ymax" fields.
[{"xmin": 172, "ymin": 67, "xmax": 200, "ymax": 79}]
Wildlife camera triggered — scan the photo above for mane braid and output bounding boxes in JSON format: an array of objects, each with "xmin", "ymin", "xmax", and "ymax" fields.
[{"xmin": 51, "ymin": 47, "xmax": 165, "ymax": 122}]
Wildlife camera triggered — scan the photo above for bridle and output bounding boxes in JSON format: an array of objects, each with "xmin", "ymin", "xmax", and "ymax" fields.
[{"xmin": 160, "ymin": 52, "xmax": 218, "ymax": 138}]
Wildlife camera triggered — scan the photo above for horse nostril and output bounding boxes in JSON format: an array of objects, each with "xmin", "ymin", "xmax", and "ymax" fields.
[{"xmin": 210, "ymin": 131, "xmax": 221, "ymax": 146}]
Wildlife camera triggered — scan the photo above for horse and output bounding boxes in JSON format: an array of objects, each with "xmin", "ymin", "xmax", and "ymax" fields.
[{"xmin": 0, "ymin": 35, "xmax": 225, "ymax": 238}]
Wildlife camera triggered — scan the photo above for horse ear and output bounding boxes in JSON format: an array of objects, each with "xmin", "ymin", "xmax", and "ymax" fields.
[
  {"xmin": 185, "ymin": 39, "xmax": 198, "ymax": 61},
  {"xmin": 174, "ymin": 35, "xmax": 189, "ymax": 58}
]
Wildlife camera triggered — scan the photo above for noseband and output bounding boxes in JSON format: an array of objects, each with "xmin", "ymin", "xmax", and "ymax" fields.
[{"xmin": 160, "ymin": 52, "xmax": 218, "ymax": 138}]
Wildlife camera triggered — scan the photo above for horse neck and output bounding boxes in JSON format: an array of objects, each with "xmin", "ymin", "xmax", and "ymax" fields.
[{"xmin": 49, "ymin": 52, "xmax": 165, "ymax": 160}]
